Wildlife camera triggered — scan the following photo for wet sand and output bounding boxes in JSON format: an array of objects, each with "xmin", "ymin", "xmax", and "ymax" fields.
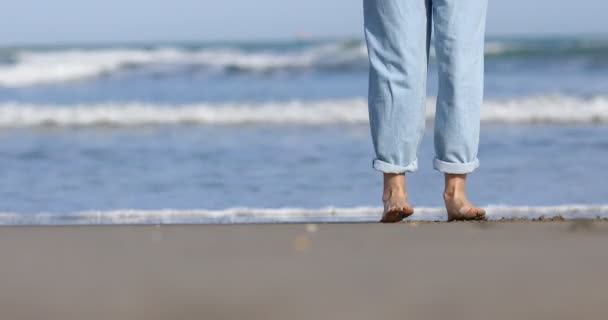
[{"xmin": 1, "ymin": 221, "xmax": 608, "ymax": 319}]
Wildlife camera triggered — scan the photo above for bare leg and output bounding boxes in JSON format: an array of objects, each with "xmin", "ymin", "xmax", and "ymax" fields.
[
  {"xmin": 381, "ymin": 173, "xmax": 414, "ymax": 223},
  {"xmin": 444, "ymin": 174, "xmax": 486, "ymax": 222}
]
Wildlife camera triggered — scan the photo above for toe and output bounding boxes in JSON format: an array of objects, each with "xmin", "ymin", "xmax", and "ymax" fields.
[
  {"xmin": 450, "ymin": 206, "xmax": 484, "ymax": 221},
  {"xmin": 380, "ymin": 204, "xmax": 414, "ymax": 223},
  {"xmin": 459, "ymin": 206, "xmax": 475, "ymax": 217}
]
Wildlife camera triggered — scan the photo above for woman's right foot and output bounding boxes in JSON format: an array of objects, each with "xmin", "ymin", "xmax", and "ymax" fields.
[
  {"xmin": 443, "ymin": 173, "xmax": 485, "ymax": 222},
  {"xmin": 444, "ymin": 195, "xmax": 486, "ymax": 222}
]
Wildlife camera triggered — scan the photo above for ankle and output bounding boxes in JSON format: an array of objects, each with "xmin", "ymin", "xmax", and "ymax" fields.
[
  {"xmin": 443, "ymin": 190, "xmax": 466, "ymax": 201},
  {"xmin": 444, "ymin": 173, "xmax": 467, "ymax": 200},
  {"xmin": 383, "ymin": 188, "xmax": 407, "ymax": 201},
  {"xmin": 383, "ymin": 173, "xmax": 406, "ymax": 197}
]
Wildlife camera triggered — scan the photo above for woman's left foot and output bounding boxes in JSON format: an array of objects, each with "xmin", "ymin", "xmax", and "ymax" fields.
[
  {"xmin": 444, "ymin": 195, "xmax": 486, "ymax": 222},
  {"xmin": 381, "ymin": 201, "xmax": 414, "ymax": 223},
  {"xmin": 381, "ymin": 173, "xmax": 413, "ymax": 223}
]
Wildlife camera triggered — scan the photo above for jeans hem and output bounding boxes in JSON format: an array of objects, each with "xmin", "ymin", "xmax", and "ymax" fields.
[
  {"xmin": 373, "ymin": 159, "xmax": 418, "ymax": 174},
  {"xmin": 433, "ymin": 158, "xmax": 479, "ymax": 174}
]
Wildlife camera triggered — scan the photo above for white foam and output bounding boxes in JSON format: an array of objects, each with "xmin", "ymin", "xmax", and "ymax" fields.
[
  {"xmin": 482, "ymin": 95, "xmax": 608, "ymax": 124},
  {"xmin": 0, "ymin": 44, "xmax": 367, "ymax": 87},
  {"xmin": 0, "ymin": 42, "xmax": 545, "ymax": 87},
  {"xmin": 0, "ymin": 99, "xmax": 368, "ymax": 126},
  {"xmin": 0, "ymin": 95, "xmax": 607, "ymax": 127},
  {"xmin": 484, "ymin": 41, "xmax": 517, "ymax": 55},
  {"xmin": 0, "ymin": 204, "xmax": 606, "ymax": 225},
  {"xmin": 0, "ymin": 48, "xmax": 179, "ymax": 87}
]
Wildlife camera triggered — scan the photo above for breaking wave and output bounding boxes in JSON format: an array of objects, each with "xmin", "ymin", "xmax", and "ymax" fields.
[
  {"xmin": 0, "ymin": 95, "xmax": 607, "ymax": 127},
  {"xmin": 0, "ymin": 43, "xmax": 368, "ymax": 87},
  {"xmin": 1, "ymin": 38, "xmax": 607, "ymax": 87}
]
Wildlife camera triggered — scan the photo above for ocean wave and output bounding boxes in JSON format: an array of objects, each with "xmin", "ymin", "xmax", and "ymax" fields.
[
  {"xmin": 0, "ymin": 95, "xmax": 607, "ymax": 127},
  {"xmin": 0, "ymin": 204, "xmax": 606, "ymax": 225},
  {"xmin": 484, "ymin": 39, "xmax": 608, "ymax": 57},
  {"xmin": 0, "ymin": 43, "xmax": 368, "ymax": 87},
  {"xmin": 1, "ymin": 38, "xmax": 607, "ymax": 87}
]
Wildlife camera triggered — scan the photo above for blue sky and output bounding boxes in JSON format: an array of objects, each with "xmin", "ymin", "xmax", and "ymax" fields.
[{"xmin": 2, "ymin": 0, "xmax": 607, "ymax": 45}]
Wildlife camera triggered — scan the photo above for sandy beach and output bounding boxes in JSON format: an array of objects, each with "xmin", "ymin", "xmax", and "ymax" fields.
[{"xmin": 1, "ymin": 220, "xmax": 607, "ymax": 320}]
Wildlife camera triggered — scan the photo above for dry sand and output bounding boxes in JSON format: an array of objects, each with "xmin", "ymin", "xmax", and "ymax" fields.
[{"xmin": 1, "ymin": 221, "xmax": 608, "ymax": 320}]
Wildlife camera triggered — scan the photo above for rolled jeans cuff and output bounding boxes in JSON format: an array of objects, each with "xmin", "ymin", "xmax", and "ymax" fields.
[
  {"xmin": 433, "ymin": 158, "xmax": 479, "ymax": 174},
  {"xmin": 373, "ymin": 158, "xmax": 418, "ymax": 174}
]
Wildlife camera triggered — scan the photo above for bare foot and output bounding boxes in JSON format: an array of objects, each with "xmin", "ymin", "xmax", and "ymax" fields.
[
  {"xmin": 444, "ymin": 195, "xmax": 486, "ymax": 222},
  {"xmin": 382, "ymin": 190, "xmax": 414, "ymax": 223},
  {"xmin": 381, "ymin": 173, "xmax": 414, "ymax": 223},
  {"xmin": 444, "ymin": 173, "xmax": 485, "ymax": 222}
]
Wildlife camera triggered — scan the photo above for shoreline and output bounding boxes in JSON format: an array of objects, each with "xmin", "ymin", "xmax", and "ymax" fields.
[{"xmin": 1, "ymin": 205, "xmax": 608, "ymax": 225}]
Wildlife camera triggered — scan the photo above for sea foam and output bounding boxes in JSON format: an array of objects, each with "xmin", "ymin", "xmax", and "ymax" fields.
[
  {"xmin": 0, "ymin": 204, "xmax": 606, "ymax": 225},
  {"xmin": 2, "ymin": 38, "xmax": 606, "ymax": 87},
  {"xmin": 0, "ymin": 95, "xmax": 607, "ymax": 127},
  {"xmin": 0, "ymin": 44, "xmax": 367, "ymax": 87}
]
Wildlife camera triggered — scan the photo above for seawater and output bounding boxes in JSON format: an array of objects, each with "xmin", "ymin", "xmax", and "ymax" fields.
[{"xmin": 0, "ymin": 36, "xmax": 607, "ymax": 223}]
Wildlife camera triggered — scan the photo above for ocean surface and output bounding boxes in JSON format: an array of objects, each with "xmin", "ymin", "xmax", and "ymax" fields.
[{"xmin": 1, "ymin": 36, "xmax": 607, "ymax": 224}]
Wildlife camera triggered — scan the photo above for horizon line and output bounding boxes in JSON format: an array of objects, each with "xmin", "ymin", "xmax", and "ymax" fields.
[{"xmin": 2, "ymin": 32, "xmax": 608, "ymax": 49}]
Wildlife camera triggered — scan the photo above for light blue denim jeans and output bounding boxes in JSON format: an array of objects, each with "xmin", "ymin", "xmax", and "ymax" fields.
[{"xmin": 363, "ymin": 0, "xmax": 488, "ymax": 174}]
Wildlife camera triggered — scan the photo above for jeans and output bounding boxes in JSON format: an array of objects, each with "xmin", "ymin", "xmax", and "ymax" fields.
[{"xmin": 363, "ymin": 0, "xmax": 488, "ymax": 174}]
